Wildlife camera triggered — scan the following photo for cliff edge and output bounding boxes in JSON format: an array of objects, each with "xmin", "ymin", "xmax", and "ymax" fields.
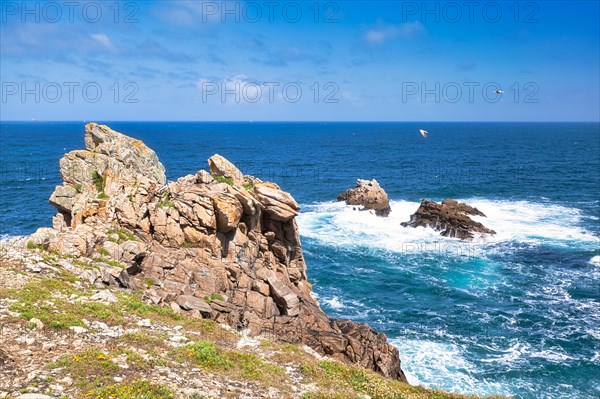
[{"xmin": 34, "ymin": 123, "xmax": 406, "ymax": 381}]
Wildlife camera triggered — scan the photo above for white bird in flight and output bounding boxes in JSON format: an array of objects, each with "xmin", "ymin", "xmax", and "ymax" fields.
[
  {"xmin": 419, "ymin": 129, "xmax": 428, "ymax": 138},
  {"xmin": 495, "ymin": 89, "xmax": 504, "ymax": 94}
]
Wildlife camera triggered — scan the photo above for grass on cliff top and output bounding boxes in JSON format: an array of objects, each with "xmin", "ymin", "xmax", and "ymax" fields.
[
  {"xmin": 211, "ymin": 174, "xmax": 254, "ymax": 191},
  {"xmin": 175, "ymin": 339, "xmax": 288, "ymax": 386},
  {"xmin": 4, "ymin": 249, "xmax": 508, "ymax": 399},
  {"xmin": 300, "ymin": 360, "xmax": 506, "ymax": 399},
  {"xmin": 211, "ymin": 174, "xmax": 234, "ymax": 186},
  {"xmin": 85, "ymin": 380, "xmax": 175, "ymax": 399},
  {"xmin": 0, "ymin": 269, "xmax": 237, "ymax": 345}
]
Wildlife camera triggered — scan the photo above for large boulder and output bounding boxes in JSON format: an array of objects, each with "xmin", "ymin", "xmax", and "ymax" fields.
[
  {"xmin": 401, "ymin": 198, "xmax": 496, "ymax": 239},
  {"xmin": 84, "ymin": 122, "xmax": 166, "ymax": 185},
  {"xmin": 337, "ymin": 179, "xmax": 391, "ymax": 217},
  {"xmin": 253, "ymin": 182, "xmax": 300, "ymax": 222},
  {"xmin": 212, "ymin": 193, "xmax": 243, "ymax": 233},
  {"xmin": 208, "ymin": 154, "xmax": 245, "ymax": 185},
  {"xmin": 39, "ymin": 123, "xmax": 408, "ymax": 382}
]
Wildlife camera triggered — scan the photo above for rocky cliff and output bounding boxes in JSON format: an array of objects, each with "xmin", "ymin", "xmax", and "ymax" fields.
[{"xmin": 32, "ymin": 123, "xmax": 406, "ymax": 381}]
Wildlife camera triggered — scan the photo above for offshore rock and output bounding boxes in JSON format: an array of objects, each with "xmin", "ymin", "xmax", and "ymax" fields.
[
  {"xmin": 39, "ymin": 123, "xmax": 407, "ymax": 381},
  {"xmin": 337, "ymin": 179, "xmax": 391, "ymax": 217},
  {"xmin": 401, "ymin": 198, "xmax": 496, "ymax": 240}
]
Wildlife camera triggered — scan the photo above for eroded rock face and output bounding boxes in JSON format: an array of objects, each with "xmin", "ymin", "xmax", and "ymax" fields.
[
  {"xmin": 208, "ymin": 154, "xmax": 244, "ymax": 185},
  {"xmin": 40, "ymin": 123, "xmax": 407, "ymax": 381},
  {"xmin": 401, "ymin": 199, "xmax": 496, "ymax": 240},
  {"xmin": 337, "ymin": 179, "xmax": 391, "ymax": 217}
]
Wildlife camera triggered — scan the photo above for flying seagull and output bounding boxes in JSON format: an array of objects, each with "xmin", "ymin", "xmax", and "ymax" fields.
[
  {"xmin": 495, "ymin": 89, "xmax": 504, "ymax": 94},
  {"xmin": 419, "ymin": 129, "xmax": 428, "ymax": 138}
]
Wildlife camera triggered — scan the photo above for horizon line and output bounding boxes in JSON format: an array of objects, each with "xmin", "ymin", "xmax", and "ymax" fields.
[{"xmin": 2, "ymin": 120, "xmax": 599, "ymax": 124}]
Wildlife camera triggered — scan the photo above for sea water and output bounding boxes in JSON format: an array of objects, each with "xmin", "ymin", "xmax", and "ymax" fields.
[{"xmin": 1, "ymin": 121, "xmax": 598, "ymax": 398}]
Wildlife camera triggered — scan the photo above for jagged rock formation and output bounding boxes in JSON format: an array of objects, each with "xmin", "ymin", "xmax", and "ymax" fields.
[
  {"xmin": 33, "ymin": 123, "xmax": 407, "ymax": 381},
  {"xmin": 337, "ymin": 179, "xmax": 391, "ymax": 217},
  {"xmin": 401, "ymin": 198, "xmax": 496, "ymax": 240}
]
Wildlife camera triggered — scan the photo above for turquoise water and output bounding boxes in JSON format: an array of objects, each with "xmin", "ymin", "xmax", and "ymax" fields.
[{"xmin": 1, "ymin": 122, "xmax": 599, "ymax": 398}]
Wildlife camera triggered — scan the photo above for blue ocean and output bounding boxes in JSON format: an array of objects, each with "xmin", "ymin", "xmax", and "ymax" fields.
[{"xmin": 1, "ymin": 122, "xmax": 599, "ymax": 398}]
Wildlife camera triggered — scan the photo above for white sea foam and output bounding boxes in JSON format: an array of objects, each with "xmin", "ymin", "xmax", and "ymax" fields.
[
  {"xmin": 0, "ymin": 234, "xmax": 19, "ymax": 242},
  {"xmin": 297, "ymin": 199, "xmax": 600, "ymax": 256},
  {"xmin": 322, "ymin": 296, "xmax": 344, "ymax": 310},
  {"xmin": 480, "ymin": 341, "xmax": 531, "ymax": 364},
  {"xmin": 299, "ymin": 198, "xmax": 599, "ymax": 397},
  {"xmin": 390, "ymin": 338, "xmax": 512, "ymax": 396},
  {"xmin": 466, "ymin": 199, "xmax": 599, "ymax": 247}
]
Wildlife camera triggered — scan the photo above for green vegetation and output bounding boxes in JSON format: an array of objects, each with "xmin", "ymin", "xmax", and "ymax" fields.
[
  {"xmin": 50, "ymin": 348, "xmax": 119, "ymax": 390},
  {"xmin": 300, "ymin": 360, "xmax": 503, "ymax": 399},
  {"xmin": 212, "ymin": 175, "xmax": 234, "ymax": 186},
  {"xmin": 92, "ymin": 257, "xmax": 125, "ymax": 269},
  {"xmin": 92, "ymin": 170, "xmax": 108, "ymax": 199},
  {"xmin": 203, "ymin": 293, "xmax": 224, "ymax": 304},
  {"xmin": 73, "ymin": 183, "xmax": 82, "ymax": 193},
  {"xmin": 1, "ymin": 276, "xmax": 129, "ymax": 329},
  {"xmin": 242, "ymin": 181, "xmax": 253, "ymax": 190},
  {"xmin": 180, "ymin": 340, "xmax": 286, "ymax": 384},
  {"xmin": 107, "ymin": 228, "xmax": 137, "ymax": 243},
  {"xmin": 26, "ymin": 241, "xmax": 63, "ymax": 257},
  {"xmin": 185, "ymin": 340, "xmax": 234, "ymax": 369},
  {"xmin": 118, "ymin": 331, "xmax": 167, "ymax": 351},
  {"xmin": 3, "ymin": 278, "xmax": 85, "ymax": 329},
  {"xmin": 91, "ymin": 170, "xmax": 104, "ymax": 192},
  {"xmin": 4, "ymin": 247, "xmax": 505, "ymax": 399},
  {"xmin": 50, "ymin": 347, "xmax": 170, "ymax": 396},
  {"xmin": 118, "ymin": 292, "xmax": 183, "ymax": 323},
  {"xmin": 158, "ymin": 192, "xmax": 176, "ymax": 209},
  {"xmin": 26, "ymin": 241, "xmax": 39, "ymax": 250},
  {"xmin": 85, "ymin": 380, "xmax": 174, "ymax": 399}
]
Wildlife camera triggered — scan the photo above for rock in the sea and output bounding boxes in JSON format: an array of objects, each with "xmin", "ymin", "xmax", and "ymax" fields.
[
  {"xmin": 39, "ymin": 123, "xmax": 407, "ymax": 381},
  {"xmin": 337, "ymin": 179, "xmax": 391, "ymax": 217},
  {"xmin": 401, "ymin": 198, "xmax": 496, "ymax": 239}
]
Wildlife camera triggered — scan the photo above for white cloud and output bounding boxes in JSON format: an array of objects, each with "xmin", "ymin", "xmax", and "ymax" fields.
[
  {"xmin": 365, "ymin": 28, "xmax": 394, "ymax": 45},
  {"xmin": 363, "ymin": 20, "xmax": 424, "ymax": 45},
  {"xmin": 90, "ymin": 33, "xmax": 114, "ymax": 50}
]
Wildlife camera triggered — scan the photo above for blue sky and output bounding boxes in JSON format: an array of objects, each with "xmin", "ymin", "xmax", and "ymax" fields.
[{"xmin": 1, "ymin": 0, "xmax": 598, "ymax": 121}]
